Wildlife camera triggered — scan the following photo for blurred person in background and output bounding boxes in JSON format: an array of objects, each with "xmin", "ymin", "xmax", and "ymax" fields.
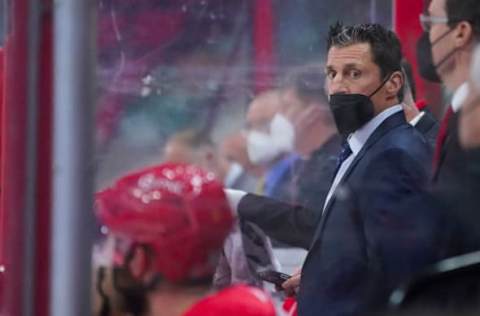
[
  {"xmin": 243, "ymin": 67, "xmax": 340, "ymax": 278},
  {"xmin": 219, "ymin": 132, "xmax": 260, "ymax": 193},
  {"xmin": 399, "ymin": 0, "xmax": 480, "ymax": 254},
  {"xmin": 264, "ymin": 66, "xmax": 342, "ymax": 316},
  {"xmin": 388, "ymin": 59, "xmax": 480, "ymax": 309},
  {"xmin": 280, "ymin": 66, "xmax": 341, "ymax": 215},
  {"xmin": 162, "ymin": 129, "xmax": 277, "ymax": 291},
  {"xmin": 162, "ymin": 129, "xmax": 225, "ymax": 180},
  {"xmin": 416, "ymin": 0, "xmax": 480, "ymax": 184},
  {"xmin": 245, "ymin": 88, "xmax": 311, "ymax": 265},
  {"xmin": 245, "ymin": 89, "xmax": 297, "ymax": 202},
  {"xmin": 401, "ymin": 60, "xmax": 439, "ymax": 147},
  {"xmin": 93, "ymin": 163, "xmax": 279, "ymax": 316},
  {"xmin": 379, "ymin": 9, "xmax": 480, "ymax": 315}
]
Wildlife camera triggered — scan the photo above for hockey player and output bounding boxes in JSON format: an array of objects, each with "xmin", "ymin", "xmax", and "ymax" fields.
[{"xmin": 93, "ymin": 163, "xmax": 278, "ymax": 316}]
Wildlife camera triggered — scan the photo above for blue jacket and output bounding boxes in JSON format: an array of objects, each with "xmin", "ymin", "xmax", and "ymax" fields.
[
  {"xmin": 239, "ymin": 111, "xmax": 437, "ymax": 316},
  {"xmin": 297, "ymin": 111, "xmax": 433, "ymax": 316}
]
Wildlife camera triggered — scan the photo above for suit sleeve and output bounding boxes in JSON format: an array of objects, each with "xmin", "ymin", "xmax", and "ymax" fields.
[
  {"xmin": 353, "ymin": 149, "xmax": 443, "ymax": 295},
  {"xmin": 356, "ymin": 148, "xmax": 480, "ymax": 308},
  {"xmin": 238, "ymin": 194, "xmax": 317, "ymax": 249},
  {"xmin": 431, "ymin": 148, "xmax": 480, "ymax": 253}
]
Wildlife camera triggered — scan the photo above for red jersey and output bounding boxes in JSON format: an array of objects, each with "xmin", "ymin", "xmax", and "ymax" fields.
[{"xmin": 183, "ymin": 285, "xmax": 278, "ymax": 316}]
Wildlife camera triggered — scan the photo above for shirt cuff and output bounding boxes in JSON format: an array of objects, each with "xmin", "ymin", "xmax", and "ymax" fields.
[{"xmin": 224, "ymin": 189, "xmax": 247, "ymax": 215}]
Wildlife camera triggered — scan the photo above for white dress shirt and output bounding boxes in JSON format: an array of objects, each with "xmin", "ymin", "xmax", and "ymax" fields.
[
  {"xmin": 409, "ymin": 111, "xmax": 426, "ymax": 126},
  {"xmin": 322, "ymin": 105, "xmax": 403, "ymax": 212},
  {"xmin": 225, "ymin": 188, "xmax": 247, "ymax": 214}
]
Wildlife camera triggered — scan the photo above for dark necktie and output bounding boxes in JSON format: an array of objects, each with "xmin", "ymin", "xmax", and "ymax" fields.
[
  {"xmin": 432, "ymin": 106, "xmax": 454, "ymax": 173},
  {"xmin": 333, "ymin": 141, "xmax": 352, "ymax": 178}
]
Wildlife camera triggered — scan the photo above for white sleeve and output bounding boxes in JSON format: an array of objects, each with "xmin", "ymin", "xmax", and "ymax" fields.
[{"xmin": 224, "ymin": 188, "xmax": 247, "ymax": 215}]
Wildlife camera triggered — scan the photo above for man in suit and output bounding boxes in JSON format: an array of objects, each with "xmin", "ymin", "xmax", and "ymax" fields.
[
  {"xmin": 362, "ymin": 4, "xmax": 480, "ymax": 313},
  {"xmin": 384, "ymin": 45, "xmax": 480, "ymax": 316},
  {"xmin": 410, "ymin": 0, "xmax": 480, "ymax": 250},
  {"xmin": 227, "ymin": 23, "xmax": 434, "ymax": 316},
  {"xmin": 417, "ymin": 0, "xmax": 480, "ymax": 184}
]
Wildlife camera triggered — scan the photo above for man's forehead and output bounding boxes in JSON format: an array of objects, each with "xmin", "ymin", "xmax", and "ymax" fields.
[
  {"xmin": 326, "ymin": 43, "xmax": 373, "ymax": 68},
  {"xmin": 247, "ymin": 92, "xmax": 280, "ymax": 121}
]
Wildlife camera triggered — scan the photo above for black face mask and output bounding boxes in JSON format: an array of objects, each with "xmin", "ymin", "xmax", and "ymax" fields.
[
  {"xmin": 416, "ymin": 29, "xmax": 457, "ymax": 83},
  {"xmin": 329, "ymin": 76, "xmax": 391, "ymax": 139}
]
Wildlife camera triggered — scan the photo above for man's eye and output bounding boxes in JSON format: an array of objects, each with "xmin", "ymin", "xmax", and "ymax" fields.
[
  {"xmin": 349, "ymin": 70, "xmax": 361, "ymax": 79},
  {"xmin": 327, "ymin": 71, "xmax": 336, "ymax": 80}
]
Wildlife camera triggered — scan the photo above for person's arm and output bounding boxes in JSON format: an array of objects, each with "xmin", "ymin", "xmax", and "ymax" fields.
[
  {"xmin": 238, "ymin": 194, "xmax": 318, "ymax": 249},
  {"xmin": 354, "ymin": 149, "xmax": 440, "ymax": 295},
  {"xmin": 225, "ymin": 189, "xmax": 318, "ymax": 249}
]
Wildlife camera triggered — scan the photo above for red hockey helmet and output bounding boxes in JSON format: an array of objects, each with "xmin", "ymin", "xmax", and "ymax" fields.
[
  {"xmin": 95, "ymin": 163, "xmax": 234, "ymax": 282},
  {"xmin": 183, "ymin": 285, "xmax": 277, "ymax": 316}
]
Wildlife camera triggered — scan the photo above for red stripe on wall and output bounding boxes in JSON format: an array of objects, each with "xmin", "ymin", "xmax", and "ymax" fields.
[
  {"xmin": 1, "ymin": 0, "xmax": 29, "ymax": 314},
  {"xmin": 35, "ymin": 2, "xmax": 53, "ymax": 315},
  {"xmin": 0, "ymin": 1, "xmax": 53, "ymax": 314},
  {"xmin": 253, "ymin": 0, "xmax": 276, "ymax": 93}
]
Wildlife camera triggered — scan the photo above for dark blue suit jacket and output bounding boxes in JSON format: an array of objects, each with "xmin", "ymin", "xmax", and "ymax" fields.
[
  {"xmin": 297, "ymin": 112, "xmax": 434, "ymax": 316},
  {"xmin": 239, "ymin": 111, "xmax": 436, "ymax": 316}
]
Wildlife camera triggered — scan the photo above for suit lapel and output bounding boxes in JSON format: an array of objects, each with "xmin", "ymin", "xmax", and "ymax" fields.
[{"xmin": 311, "ymin": 112, "xmax": 407, "ymax": 245}]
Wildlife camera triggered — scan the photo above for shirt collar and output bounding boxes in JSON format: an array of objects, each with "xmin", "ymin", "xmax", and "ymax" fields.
[
  {"xmin": 451, "ymin": 82, "xmax": 469, "ymax": 113},
  {"xmin": 348, "ymin": 105, "xmax": 403, "ymax": 155},
  {"xmin": 409, "ymin": 111, "xmax": 426, "ymax": 126}
]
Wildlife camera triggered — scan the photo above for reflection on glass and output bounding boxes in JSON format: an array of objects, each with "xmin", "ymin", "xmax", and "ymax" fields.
[{"xmin": 95, "ymin": 0, "xmax": 392, "ymax": 188}]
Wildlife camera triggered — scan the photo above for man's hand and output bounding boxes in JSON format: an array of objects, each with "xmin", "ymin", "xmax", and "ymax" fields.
[{"xmin": 281, "ymin": 269, "xmax": 302, "ymax": 296}]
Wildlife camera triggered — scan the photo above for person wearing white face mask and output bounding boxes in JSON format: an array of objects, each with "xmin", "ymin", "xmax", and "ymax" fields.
[
  {"xmin": 246, "ymin": 113, "xmax": 295, "ymax": 166},
  {"xmin": 278, "ymin": 66, "xmax": 341, "ymax": 214},
  {"xmin": 245, "ymin": 89, "xmax": 298, "ymax": 202}
]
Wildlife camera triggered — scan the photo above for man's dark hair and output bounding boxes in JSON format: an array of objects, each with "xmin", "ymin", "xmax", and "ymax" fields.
[
  {"xmin": 326, "ymin": 22, "xmax": 403, "ymax": 79},
  {"xmin": 283, "ymin": 66, "xmax": 328, "ymax": 105},
  {"xmin": 446, "ymin": 0, "xmax": 480, "ymax": 38}
]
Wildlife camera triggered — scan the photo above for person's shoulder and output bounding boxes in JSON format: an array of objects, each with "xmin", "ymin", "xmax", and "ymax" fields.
[
  {"xmin": 382, "ymin": 122, "xmax": 430, "ymax": 153},
  {"xmin": 183, "ymin": 285, "xmax": 277, "ymax": 316},
  {"xmin": 365, "ymin": 123, "xmax": 431, "ymax": 171}
]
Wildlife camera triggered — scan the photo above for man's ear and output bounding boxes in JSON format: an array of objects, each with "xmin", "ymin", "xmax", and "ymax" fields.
[
  {"xmin": 385, "ymin": 71, "xmax": 404, "ymax": 99},
  {"xmin": 454, "ymin": 21, "xmax": 474, "ymax": 48}
]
